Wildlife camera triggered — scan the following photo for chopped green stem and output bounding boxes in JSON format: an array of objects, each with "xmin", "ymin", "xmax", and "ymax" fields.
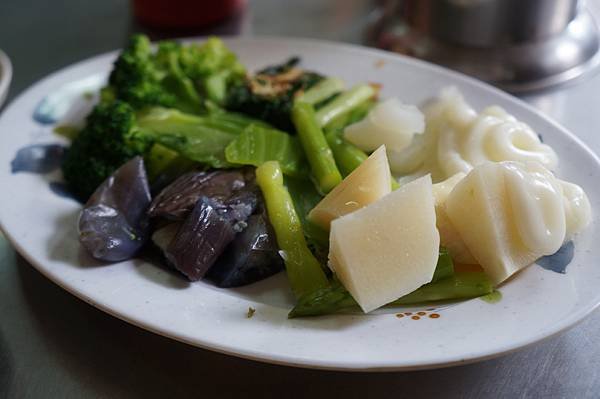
[
  {"xmin": 297, "ymin": 77, "xmax": 345, "ymax": 105},
  {"xmin": 325, "ymin": 130, "xmax": 368, "ymax": 177},
  {"xmin": 289, "ymin": 272, "xmax": 492, "ymax": 318},
  {"xmin": 431, "ymin": 248, "xmax": 454, "ymax": 283},
  {"xmin": 324, "ymin": 99, "xmax": 375, "ymax": 133},
  {"xmin": 256, "ymin": 161, "xmax": 329, "ymax": 298},
  {"xmin": 315, "ymin": 84, "xmax": 376, "ymax": 128},
  {"xmin": 289, "ymin": 248, "xmax": 491, "ymax": 318},
  {"xmin": 325, "ymin": 130, "xmax": 401, "ymax": 191},
  {"xmin": 291, "ymin": 102, "xmax": 342, "ymax": 193},
  {"xmin": 389, "ymin": 272, "xmax": 493, "ymax": 306}
]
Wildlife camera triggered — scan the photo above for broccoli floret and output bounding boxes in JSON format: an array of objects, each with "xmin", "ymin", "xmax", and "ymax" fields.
[
  {"xmin": 107, "ymin": 35, "xmax": 177, "ymax": 110},
  {"xmin": 105, "ymin": 35, "xmax": 246, "ymax": 113},
  {"xmin": 178, "ymin": 37, "xmax": 246, "ymax": 104},
  {"xmin": 62, "ymin": 101, "xmax": 149, "ymax": 201},
  {"xmin": 226, "ymin": 58, "xmax": 323, "ymax": 132}
]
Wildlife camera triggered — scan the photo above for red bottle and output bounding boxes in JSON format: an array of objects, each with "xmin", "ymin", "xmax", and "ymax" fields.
[{"xmin": 132, "ymin": 0, "xmax": 245, "ymax": 29}]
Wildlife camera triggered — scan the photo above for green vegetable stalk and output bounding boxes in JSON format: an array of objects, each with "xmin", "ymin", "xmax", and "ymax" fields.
[
  {"xmin": 325, "ymin": 130, "xmax": 401, "ymax": 190},
  {"xmin": 388, "ymin": 272, "xmax": 493, "ymax": 306},
  {"xmin": 288, "ymin": 250, "xmax": 492, "ymax": 318},
  {"xmin": 325, "ymin": 130, "xmax": 368, "ymax": 177},
  {"xmin": 256, "ymin": 161, "xmax": 329, "ymax": 298},
  {"xmin": 315, "ymin": 84, "xmax": 376, "ymax": 128},
  {"xmin": 289, "ymin": 272, "xmax": 492, "ymax": 318},
  {"xmin": 291, "ymin": 102, "xmax": 342, "ymax": 193},
  {"xmin": 297, "ymin": 77, "xmax": 345, "ymax": 105},
  {"xmin": 430, "ymin": 248, "xmax": 454, "ymax": 283}
]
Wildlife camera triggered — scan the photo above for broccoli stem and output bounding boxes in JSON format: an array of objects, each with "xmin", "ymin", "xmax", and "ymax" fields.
[
  {"xmin": 291, "ymin": 102, "xmax": 342, "ymax": 194},
  {"xmin": 256, "ymin": 161, "xmax": 329, "ymax": 298},
  {"xmin": 288, "ymin": 272, "xmax": 493, "ymax": 318},
  {"xmin": 297, "ymin": 77, "xmax": 345, "ymax": 105},
  {"xmin": 315, "ymin": 84, "xmax": 376, "ymax": 128},
  {"xmin": 324, "ymin": 130, "xmax": 368, "ymax": 177}
]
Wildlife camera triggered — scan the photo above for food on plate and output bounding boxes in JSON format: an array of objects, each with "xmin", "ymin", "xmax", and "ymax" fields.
[
  {"xmin": 308, "ymin": 145, "xmax": 391, "ymax": 230},
  {"xmin": 60, "ymin": 34, "xmax": 591, "ymax": 318},
  {"xmin": 431, "ymin": 172, "xmax": 477, "ymax": 265},
  {"xmin": 206, "ymin": 212, "xmax": 284, "ymax": 288},
  {"xmin": 79, "ymin": 156, "xmax": 151, "ymax": 262},
  {"xmin": 390, "ymin": 87, "xmax": 558, "ymax": 181},
  {"xmin": 328, "ymin": 175, "xmax": 439, "ymax": 312},
  {"xmin": 291, "ymin": 101, "xmax": 342, "ymax": 193},
  {"xmin": 344, "ymin": 98, "xmax": 424, "ymax": 152},
  {"xmin": 161, "ymin": 192, "xmax": 257, "ymax": 281},
  {"xmin": 256, "ymin": 161, "xmax": 329, "ymax": 297},
  {"xmin": 445, "ymin": 161, "xmax": 591, "ymax": 284}
]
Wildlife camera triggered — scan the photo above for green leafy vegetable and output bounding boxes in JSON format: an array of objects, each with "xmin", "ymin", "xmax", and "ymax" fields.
[
  {"xmin": 226, "ymin": 57, "xmax": 323, "ymax": 132},
  {"xmin": 136, "ymin": 107, "xmax": 243, "ymax": 168},
  {"xmin": 225, "ymin": 124, "xmax": 308, "ymax": 177},
  {"xmin": 256, "ymin": 161, "xmax": 329, "ymax": 298}
]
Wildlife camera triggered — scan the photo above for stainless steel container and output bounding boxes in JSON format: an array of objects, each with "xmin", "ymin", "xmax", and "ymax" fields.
[{"xmin": 371, "ymin": 0, "xmax": 600, "ymax": 92}]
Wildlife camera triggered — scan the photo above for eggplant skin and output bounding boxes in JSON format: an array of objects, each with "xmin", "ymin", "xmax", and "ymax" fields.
[
  {"xmin": 164, "ymin": 193, "xmax": 257, "ymax": 281},
  {"xmin": 147, "ymin": 170, "xmax": 248, "ymax": 221},
  {"xmin": 78, "ymin": 156, "xmax": 152, "ymax": 262},
  {"xmin": 207, "ymin": 213, "xmax": 284, "ymax": 287}
]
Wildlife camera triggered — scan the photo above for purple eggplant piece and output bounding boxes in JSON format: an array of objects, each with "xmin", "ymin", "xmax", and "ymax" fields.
[
  {"xmin": 207, "ymin": 213, "xmax": 284, "ymax": 288},
  {"xmin": 148, "ymin": 170, "xmax": 247, "ymax": 220},
  {"xmin": 212, "ymin": 188, "xmax": 258, "ymax": 232},
  {"xmin": 164, "ymin": 189, "xmax": 258, "ymax": 281},
  {"xmin": 165, "ymin": 197, "xmax": 236, "ymax": 281},
  {"xmin": 78, "ymin": 156, "xmax": 152, "ymax": 262}
]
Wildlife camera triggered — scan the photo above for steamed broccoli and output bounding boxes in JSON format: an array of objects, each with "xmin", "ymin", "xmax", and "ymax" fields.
[
  {"xmin": 226, "ymin": 58, "xmax": 324, "ymax": 132},
  {"xmin": 103, "ymin": 35, "xmax": 176, "ymax": 110},
  {"xmin": 103, "ymin": 35, "xmax": 246, "ymax": 113},
  {"xmin": 62, "ymin": 101, "xmax": 148, "ymax": 201}
]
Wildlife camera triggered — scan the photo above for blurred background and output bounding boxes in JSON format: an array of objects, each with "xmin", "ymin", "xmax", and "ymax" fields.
[
  {"xmin": 1, "ymin": 1, "xmax": 600, "ymax": 398},
  {"xmin": 2, "ymin": 0, "xmax": 600, "ymax": 102}
]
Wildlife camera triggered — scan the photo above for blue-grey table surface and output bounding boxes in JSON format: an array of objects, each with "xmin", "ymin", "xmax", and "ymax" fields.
[{"xmin": 1, "ymin": 1, "xmax": 599, "ymax": 398}]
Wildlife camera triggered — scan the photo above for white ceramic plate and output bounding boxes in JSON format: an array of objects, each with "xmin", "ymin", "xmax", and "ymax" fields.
[{"xmin": 1, "ymin": 37, "xmax": 599, "ymax": 371}]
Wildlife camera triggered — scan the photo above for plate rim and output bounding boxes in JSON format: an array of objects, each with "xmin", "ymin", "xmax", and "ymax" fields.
[{"xmin": 1, "ymin": 35, "xmax": 600, "ymax": 372}]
